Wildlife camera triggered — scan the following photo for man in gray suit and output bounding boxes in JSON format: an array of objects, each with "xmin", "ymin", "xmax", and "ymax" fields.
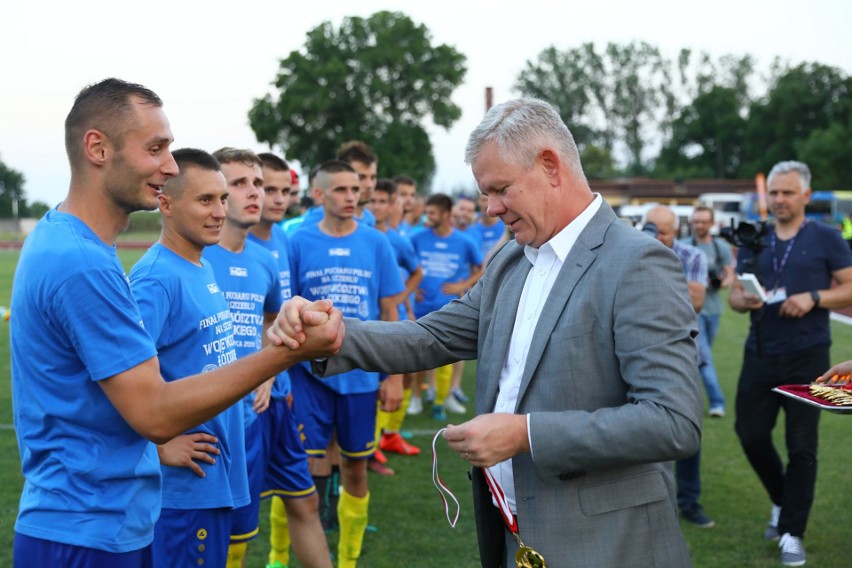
[{"xmin": 275, "ymin": 98, "xmax": 703, "ymax": 567}]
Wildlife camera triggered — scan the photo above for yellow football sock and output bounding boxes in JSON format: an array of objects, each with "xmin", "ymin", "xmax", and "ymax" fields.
[
  {"xmin": 226, "ymin": 541, "xmax": 247, "ymax": 568},
  {"xmin": 386, "ymin": 388, "xmax": 411, "ymax": 432},
  {"xmin": 268, "ymin": 495, "xmax": 290, "ymax": 566},
  {"xmin": 375, "ymin": 401, "xmax": 390, "ymax": 448},
  {"xmin": 338, "ymin": 489, "xmax": 369, "ymax": 567},
  {"xmin": 434, "ymin": 364, "xmax": 452, "ymax": 406}
]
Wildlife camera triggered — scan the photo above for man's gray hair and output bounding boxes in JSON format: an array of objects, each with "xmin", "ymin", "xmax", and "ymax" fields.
[
  {"xmin": 464, "ymin": 98, "xmax": 585, "ymax": 180},
  {"xmin": 767, "ymin": 160, "xmax": 811, "ymax": 192}
]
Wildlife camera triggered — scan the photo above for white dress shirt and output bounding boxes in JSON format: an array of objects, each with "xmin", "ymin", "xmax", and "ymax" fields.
[{"xmin": 488, "ymin": 194, "xmax": 602, "ymax": 513}]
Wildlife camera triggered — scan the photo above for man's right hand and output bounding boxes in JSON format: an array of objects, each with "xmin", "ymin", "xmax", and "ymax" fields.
[{"xmin": 268, "ymin": 297, "xmax": 345, "ymax": 360}]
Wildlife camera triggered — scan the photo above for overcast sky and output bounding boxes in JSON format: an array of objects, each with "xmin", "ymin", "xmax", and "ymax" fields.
[{"xmin": 1, "ymin": 0, "xmax": 850, "ymax": 207}]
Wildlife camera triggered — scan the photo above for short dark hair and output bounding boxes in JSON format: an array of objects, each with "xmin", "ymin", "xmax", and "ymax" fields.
[
  {"xmin": 692, "ymin": 205, "xmax": 715, "ymax": 222},
  {"xmin": 426, "ymin": 193, "xmax": 453, "ymax": 213},
  {"xmin": 393, "ymin": 174, "xmax": 416, "ymax": 187},
  {"xmin": 315, "ymin": 160, "xmax": 357, "ymax": 191},
  {"xmin": 65, "ymin": 78, "xmax": 162, "ymax": 169},
  {"xmin": 308, "ymin": 163, "xmax": 322, "ymax": 187},
  {"xmin": 258, "ymin": 152, "xmax": 289, "ymax": 172},
  {"xmin": 317, "ymin": 159, "xmax": 356, "ymax": 176},
  {"xmin": 336, "ymin": 140, "xmax": 377, "ymax": 166},
  {"xmin": 212, "ymin": 147, "xmax": 262, "ymax": 168},
  {"xmin": 374, "ymin": 178, "xmax": 396, "ymax": 196},
  {"xmin": 172, "ymin": 148, "xmax": 220, "ymax": 172},
  {"xmin": 163, "ymin": 148, "xmax": 220, "ymax": 196}
]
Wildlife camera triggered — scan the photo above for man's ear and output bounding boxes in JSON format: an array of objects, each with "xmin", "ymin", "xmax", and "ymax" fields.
[
  {"xmin": 82, "ymin": 129, "xmax": 110, "ymax": 166},
  {"xmin": 539, "ymin": 148, "xmax": 561, "ymax": 184},
  {"xmin": 158, "ymin": 193, "xmax": 172, "ymax": 217}
]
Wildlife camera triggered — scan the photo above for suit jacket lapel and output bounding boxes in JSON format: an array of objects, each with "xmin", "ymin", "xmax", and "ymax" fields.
[
  {"xmin": 478, "ymin": 250, "xmax": 532, "ymax": 413},
  {"xmin": 515, "ymin": 203, "xmax": 615, "ymax": 410}
]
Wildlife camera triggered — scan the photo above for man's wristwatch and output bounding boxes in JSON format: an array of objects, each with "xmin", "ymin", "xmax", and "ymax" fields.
[{"xmin": 810, "ymin": 290, "xmax": 821, "ymax": 308}]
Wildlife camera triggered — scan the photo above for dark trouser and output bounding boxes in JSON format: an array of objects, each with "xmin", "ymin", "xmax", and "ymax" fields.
[
  {"xmin": 503, "ymin": 526, "xmax": 521, "ymax": 567},
  {"xmin": 14, "ymin": 533, "xmax": 153, "ymax": 567},
  {"xmin": 675, "ymin": 449, "xmax": 701, "ymax": 512},
  {"xmin": 734, "ymin": 345, "xmax": 825, "ymax": 538}
]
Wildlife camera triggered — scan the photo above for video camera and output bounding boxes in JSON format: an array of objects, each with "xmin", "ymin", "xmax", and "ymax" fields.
[
  {"xmin": 719, "ymin": 219, "xmax": 769, "ymax": 255},
  {"xmin": 720, "ymin": 218, "xmax": 772, "ymax": 357}
]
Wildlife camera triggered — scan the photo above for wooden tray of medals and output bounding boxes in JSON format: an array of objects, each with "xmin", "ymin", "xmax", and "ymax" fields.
[{"xmin": 773, "ymin": 374, "xmax": 852, "ymax": 414}]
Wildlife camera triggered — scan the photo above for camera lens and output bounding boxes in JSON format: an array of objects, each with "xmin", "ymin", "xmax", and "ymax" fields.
[
  {"xmin": 641, "ymin": 222, "xmax": 658, "ymax": 238},
  {"xmin": 737, "ymin": 222, "xmax": 757, "ymax": 240}
]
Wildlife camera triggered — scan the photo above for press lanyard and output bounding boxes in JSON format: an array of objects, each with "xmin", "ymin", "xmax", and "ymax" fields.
[{"xmin": 770, "ymin": 220, "xmax": 806, "ymax": 284}]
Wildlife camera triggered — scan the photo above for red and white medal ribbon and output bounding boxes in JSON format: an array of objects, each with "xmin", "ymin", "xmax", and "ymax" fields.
[
  {"xmin": 485, "ymin": 465, "xmax": 547, "ymax": 566},
  {"xmin": 431, "ymin": 427, "xmax": 461, "ymax": 528},
  {"xmin": 483, "ymin": 465, "xmax": 519, "ymax": 535}
]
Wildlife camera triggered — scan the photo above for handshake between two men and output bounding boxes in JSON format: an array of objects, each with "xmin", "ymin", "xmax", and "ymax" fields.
[
  {"xmin": 267, "ymin": 296, "xmax": 532, "ymax": 469},
  {"xmin": 268, "ymin": 297, "xmax": 346, "ymax": 352}
]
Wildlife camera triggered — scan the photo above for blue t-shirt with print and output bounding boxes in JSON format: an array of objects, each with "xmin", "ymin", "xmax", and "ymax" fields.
[
  {"xmin": 10, "ymin": 209, "xmax": 160, "ymax": 552},
  {"xmin": 398, "ymin": 218, "xmax": 425, "ymax": 238},
  {"xmin": 383, "ymin": 228, "xmax": 419, "ymax": 321},
  {"xmin": 299, "ymin": 205, "xmax": 376, "ymax": 231},
  {"xmin": 203, "ymin": 241, "xmax": 283, "ymax": 426},
  {"xmin": 474, "ymin": 219, "xmax": 506, "ymax": 257},
  {"xmin": 248, "ymin": 225, "xmax": 293, "ymax": 400},
  {"xmin": 411, "ymin": 228, "xmax": 483, "ymax": 316},
  {"xmin": 737, "ymin": 221, "xmax": 852, "ymax": 354},
  {"xmin": 456, "ymin": 225, "xmax": 483, "ymax": 252},
  {"xmin": 288, "ymin": 223, "xmax": 404, "ymax": 393},
  {"xmin": 130, "ymin": 243, "xmax": 250, "ymax": 512}
]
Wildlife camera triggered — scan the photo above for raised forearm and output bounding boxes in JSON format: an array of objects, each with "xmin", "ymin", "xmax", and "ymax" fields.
[{"xmin": 102, "ymin": 310, "xmax": 342, "ymax": 443}]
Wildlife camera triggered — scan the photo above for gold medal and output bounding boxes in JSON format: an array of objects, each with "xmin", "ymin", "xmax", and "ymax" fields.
[
  {"xmin": 515, "ymin": 535, "xmax": 546, "ymax": 567},
  {"xmin": 482, "ymin": 467, "xmax": 546, "ymax": 568},
  {"xmin": 515, "ymin": 546, "xmax": 546, "ymax": 567}
]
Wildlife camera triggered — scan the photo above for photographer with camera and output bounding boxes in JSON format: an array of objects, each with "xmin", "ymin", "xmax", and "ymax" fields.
[
  {"xmin": 728, "ymin": 160, "xmax": 852, "ymax": 566},
  {"xmin": 684, "ymin": 205, "xmax": 735, "ymax": 418}
]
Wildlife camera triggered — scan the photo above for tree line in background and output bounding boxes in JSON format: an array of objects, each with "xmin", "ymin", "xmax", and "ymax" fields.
[
  {"xmin": 2, "ymin": 12, "xmax": 850, "ymax": 219},
  {"xmin": 516, "ymin": 42, "xmax": 852, "ymax": 186},
  {"xmin": 0, "ymin": 157, "xmax": 49, "ymax": 221},
  {"xmin": 248, "ymin": 11, "xmax": 850, "ymax": 191},
  {"xmin": 249, "ymin": 11, "xmax": 467, "ymax": 191}
]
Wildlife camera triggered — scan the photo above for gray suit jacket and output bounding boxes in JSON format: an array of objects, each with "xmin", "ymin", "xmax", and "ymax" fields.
[{"xmin": 320, "ymin": 202, "xmax": 702, "ymax": 567}]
